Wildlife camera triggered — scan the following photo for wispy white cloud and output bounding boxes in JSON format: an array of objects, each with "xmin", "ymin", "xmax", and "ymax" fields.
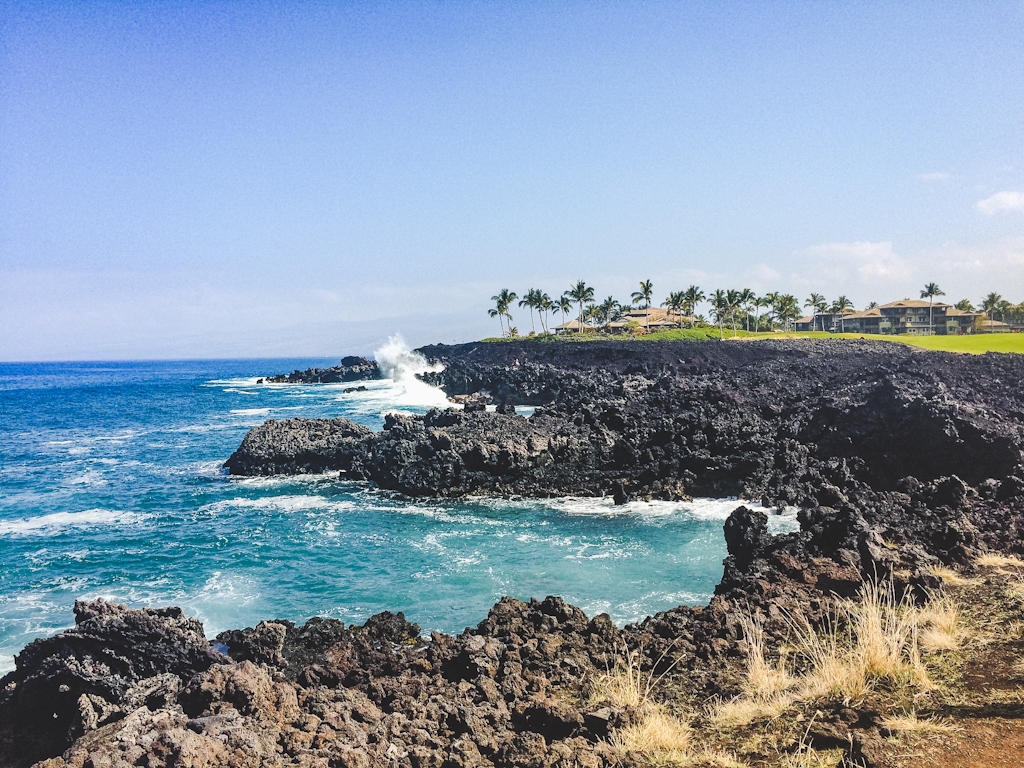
[{"xmin": 976, "ymin": 190, "xmax": 1024, "ymax": 215}]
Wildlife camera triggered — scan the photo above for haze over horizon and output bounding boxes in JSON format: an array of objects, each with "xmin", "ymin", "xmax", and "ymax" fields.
[{"xmin": 2, "ymin": 1, "xmax": 1022, "ymax": 361}]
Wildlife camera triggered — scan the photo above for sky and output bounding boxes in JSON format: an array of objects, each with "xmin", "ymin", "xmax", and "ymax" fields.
[{"xmin": 2, "ymin": 0, "xmax": 1023, "ymax": 360}]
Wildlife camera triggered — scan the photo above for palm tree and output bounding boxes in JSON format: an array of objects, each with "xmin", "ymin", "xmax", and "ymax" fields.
[
  {"xmin": 763, "ymin": 292, "xmax": 781, "ymax": 329},
  {"xmin": 631, "ymin": 280, "xmax": 655, "ymax": 331},
  {"xmin": 564, "ymin": 281, "xmax": 595, "ymax": 332},
  {"xmin": 981, "ymin": 292, "xmax": 1003, "ymax": 322},
  {"xmin": 596, "ymin": 296, "xmax": 621, "ymax": 329},
  {"xmin": 866, "ymin": 301, "xmax": 879, "ymax": 310},
  {"xmin": 555, "ymin": 295, "xmax": 574, "ymax": 328},
  {"xmin": 490, "ymin": 289, "xmax": 517, "ymax": 337},
  {"xmin": 754, "ymin": 295, "xmax": 770, "ymax": 332},
  {"xmin": 920, "ymin": 282, "xmax": 945, "ymax": 334},
  {"xmin": 805, "ymin": 293, "xmax": 825, "ymax": 332},
  {"xmin": 519, "ymin": 288, "xmax": 544, "ymax": 335},
  {"xmin": 738, "ymin": 288, "xmax": 755, "ymax": 332},
  {"xmin": 831, "ymin": 295, "xmax": 853, "ymax": 333},
  {"xmin": 662, "ymin": 291, "xmax": 686, "ymax": 327},
  {"xmin": 682, "ymin": 286, "xmax": 705, "ymax": 328},
  {"xmin": 955, "ymin": 299, "xmax": 975, "ymax": 313},
  {"xmin": 537, "ymin": 293, "xmax": 553, "ymax": 334},
  {"xmin": 775, "ymin": 294, "xmax": 800, "ymax": 331},
  {"xmin": 726, "ymin": 289, "xmax": 742, "ymax": 336},
  {"xmin": 488, "ymin": 307, "xmax": 503, "ymax": 337},
  {"xmin": 711, "ymin": 289, "xmax": 729, "ymax": 339}
]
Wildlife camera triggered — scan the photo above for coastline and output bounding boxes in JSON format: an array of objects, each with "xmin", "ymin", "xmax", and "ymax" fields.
[{"xmin": 3, "ymin": 339, "xmax": 1023, "ymax": 767}]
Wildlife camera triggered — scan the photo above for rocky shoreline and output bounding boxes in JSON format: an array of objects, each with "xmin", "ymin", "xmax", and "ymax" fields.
[{"xmin": 3, "ymin": 339, "xmax": 1023, "ymax": 767}]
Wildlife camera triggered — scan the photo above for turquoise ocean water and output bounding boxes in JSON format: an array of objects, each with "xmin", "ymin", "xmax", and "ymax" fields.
[{"xmin": 0, "ymin": 353, "xmax": 797, "ymax": 673}]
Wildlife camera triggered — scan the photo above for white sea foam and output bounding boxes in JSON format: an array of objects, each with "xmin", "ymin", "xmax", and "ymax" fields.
[
  {"xmin": 0, "ymin": 509, "xmax": 147, "ymax": 537},
  {"xmin": 534, "ymin": 496, "xmax": 801, "ymax": 533},
  {"xmin": 373, "ymin": 335, "xmax": 451, "ymax": 409},
  {"xmin": 230, "ymin": 408, "xmax": 271, "ymax": 416},
  {"xmin": 201, "ymin": 495, "xmax": 356, "ymax": 516}
]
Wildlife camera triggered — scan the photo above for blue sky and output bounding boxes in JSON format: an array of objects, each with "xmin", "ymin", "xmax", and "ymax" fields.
[{"xmin": 2, "ymin": 1, "xmax": 1022, "ymax": 359}]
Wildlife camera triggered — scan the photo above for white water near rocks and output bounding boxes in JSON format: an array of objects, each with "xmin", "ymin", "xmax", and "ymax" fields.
[{"xmin": 0, "ymin": 353, "xmax": 800, "ymax": 674}]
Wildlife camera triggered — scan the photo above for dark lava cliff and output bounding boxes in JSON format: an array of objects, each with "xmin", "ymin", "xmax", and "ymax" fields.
[{"xmin": 3, "ymin": 340, "xmax": 1024, "ymax": 768}]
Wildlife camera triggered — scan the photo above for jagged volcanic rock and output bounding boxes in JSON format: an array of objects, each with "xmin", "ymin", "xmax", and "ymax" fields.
[{"xmin": 259, "ymin": 355, "xmax": 382, "ymax": 384}]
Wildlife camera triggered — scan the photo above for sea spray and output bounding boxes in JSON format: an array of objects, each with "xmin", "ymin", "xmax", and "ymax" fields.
[{"xmin": 373, "ymin": 334, "xmax": 451, "ymax": 409}]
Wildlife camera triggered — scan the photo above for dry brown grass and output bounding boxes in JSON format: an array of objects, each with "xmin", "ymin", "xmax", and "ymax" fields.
[
  {"xmin": 610, "ymin": 707, "xmax": 693, "ymax": 762},
  {"xmin": 926, "ymin": 564, "xmax": 981, "ymax": 587},
  {"xmin": 880, "ymin": 711, "xmax": 960, "ymax": 735},
  {"xmin": 918, "ymin": 596, "xmax": 969, "ymax": 653},
  {"xmin": 711, "ymin": 615, "xmax": 796, "ymax": 728},
  {"xmin": 975, "ymin": 552, "xmax": 1024, "ymax": 569},
  {"xmin": 1007, "ymin": 579, "xmax": 1024, "ymax": 604},
  {"xmin": 777, "ymin": 747, "xmax": 845, "ymax": 768},
  {"xmin": 792, "ymin": 580, "xmax": 933, "ymax": 702},
  {"xmin": 716, "ymin": 579, "xmax": 943, "ymax": 728}
]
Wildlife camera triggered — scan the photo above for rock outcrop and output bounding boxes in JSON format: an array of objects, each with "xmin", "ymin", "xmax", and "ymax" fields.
[
  {"xmin": 228, "ymin": 340, "xmax": 1024, "ymax": 507},
  {"xmin": 259, "ymin": 356, "xmax": 382, "ymax": 385}
]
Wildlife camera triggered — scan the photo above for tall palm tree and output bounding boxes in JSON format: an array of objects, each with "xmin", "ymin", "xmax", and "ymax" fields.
[
  {"xmin": 682, "ymin": 286, "xmax": 705, "ymax": 328},
  {"xmin": 711, "ymin": 289, "xmax": 729, "ymax": 339},
  {"xmin": 763, "ymin": 292, "xmax": 781, "ymax": 329},
  {"xmin": 555, "ymin": 295, "xmax": 574, "ymax": 327},
  {"xmin": 537, "ymin": 292, "xmax": 553, "ymax": 334},
  {"xmin": 776, "ymin": 294, "xmax": 800, "ymax": 331},
  {"xmin": 815, "ymin": 296, "xmax": 829, "ymax": 330},
  {"xmin": 805, "ymin": 293, "xmax": 825, "ymax": 332},
  {"xmin": 831, "ymin": 295, "xmax": 853, "ymax": 333},
  {"xmin": 981, "ymin": 292, "xmax": 1003, "ymax": 322},
  {"xmin": 920, "ymin": 282, "xmax": 945, "ymax": 333},
  {"xmin": 726, "ymin": 289, "xmax": 742, "ymax": 336},
  {"xmin": 564, "ymin": 281, "xmax": 595, "ymax": 332},
  {"xmin": 488, "ymin": 307, "xmax": 503, "ymax": 337},
  {"xmin": 631, "ymin": 280, "xmax": 655, "ymax": 330},
  {"xmin": 662, "ymin": 291, "xmax": 686, "ymax": 327},
  {"xmin": 519, "ymin": 288, "xmax": 543, "ymax": 335},
  {"xmin": 738, "ymin": 288, "xmax": 755, "ymax": 332},
  {"xmin": 597, "ymin": 296, "xmax": 621, "ymax": 328},
  {"xmin": 754, "ymin": 295, "xmax": 770, "ymax": 332},
  {"xmin": 954, "ymin": 299, "xmax": 975, "ymax": 313},
  {"xmin": 490, "ymin": 289, "xmax": 517, "ymax": 337}
]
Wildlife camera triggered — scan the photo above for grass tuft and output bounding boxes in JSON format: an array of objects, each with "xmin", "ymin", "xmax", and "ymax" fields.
[
  {"xmin": 1006, "ymin": 579, "xmax": 1024, "ymax": 604},
  {"xmin": 975, "ymin": 552, "xmax": 1024, "ymax": 569},
  {"xmin": 610, "ymin": 706, "xmax": 693, "ymax": 760},
  {"xmin": 926, "ymin": 564, "xmax": 981, "ymax": 587},
  {"xmin": 880, "ymin": 711, "xmax": 960, "ymax": 735},
  {"xmin": 918, "ymin": 596, "xmax": 969, "ymax": 653}
]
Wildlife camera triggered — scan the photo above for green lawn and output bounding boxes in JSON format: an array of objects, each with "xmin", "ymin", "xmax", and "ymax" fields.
[
  {"xmin": 482, "ymin": 330, "xmax": 1024, "ymax": 353},
  {"xmin": 742, "ymin": 331, "xmax": 1024, "ymax": 354}
]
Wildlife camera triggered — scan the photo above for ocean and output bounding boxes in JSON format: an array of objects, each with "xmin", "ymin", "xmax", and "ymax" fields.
[{"xmin": 0, "ymin": 342, "xmax": 798, "ymax": 673}]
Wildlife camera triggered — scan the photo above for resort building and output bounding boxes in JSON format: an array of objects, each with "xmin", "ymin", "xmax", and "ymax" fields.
[
  {"xmin": 798, "ymin": 300, "xmax": 994, "ymax": 336},
  {"xmin": 554, "ymin": 307, "xmax": 693, "ymax": 334},
  {"xmin": 877, "ymin": 299, "xmax": 952, "ymax": 335},
  {"xmin": 836, "ymin": 308, "xmax": 892, "ymax": 334},
  {"xmin": 605, "ymin": 307, "xmax": 691, "ymax": 333}
]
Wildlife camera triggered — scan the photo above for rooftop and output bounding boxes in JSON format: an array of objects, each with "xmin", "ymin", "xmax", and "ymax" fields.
[{"xmin": 879, "ymin": 299, "xmax": 951, "ymax": 309}]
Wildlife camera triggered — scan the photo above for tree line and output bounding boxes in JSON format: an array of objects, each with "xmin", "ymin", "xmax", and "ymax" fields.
[{"xmin": 488, "ymin": 281, "xmax": 1023, "ymax": 338}]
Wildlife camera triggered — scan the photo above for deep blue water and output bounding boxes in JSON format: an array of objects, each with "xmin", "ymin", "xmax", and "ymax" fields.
[{"xmin": 0, "ymin": 354, "xmax": 797, "ymax": 672}]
